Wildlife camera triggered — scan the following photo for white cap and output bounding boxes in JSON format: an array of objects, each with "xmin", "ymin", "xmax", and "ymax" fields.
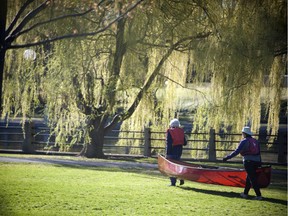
[
  {"xmin": 169, "ymin": 119, "xmax": 180, "ymax": 128},
  {"xmin": 242, "ymin": 126, "xmax": 253, "ymax": 136}
]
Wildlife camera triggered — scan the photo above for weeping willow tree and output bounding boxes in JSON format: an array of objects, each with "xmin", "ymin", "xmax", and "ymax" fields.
[
  {"xmin": 3, "ymin": 0, "xmax": 213, "ymax": 158},
  {"xmin": 191, "ymin": 0, "xmax": 286, "ymax": 135},
  {"xmin": 189, "ymin": 0, "xmax": 287, "ymax": 157},
  {"xmin": 2, "ymin": 0, "xmax": 149, "ymax": 158},
  {"xmin": 2, "ymin": 0, "xmax": 286, "ymax": 158},
  {"xmin": 118, "ymin": 0, "xmax": 214, "ymax": 154},
  {"xmin": 119, "ymin": 0, "xmax": 286, "ymax": 156}
]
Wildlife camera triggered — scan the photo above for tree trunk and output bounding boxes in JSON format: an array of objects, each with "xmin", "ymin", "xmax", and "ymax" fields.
[
  {"xmin": 80, "ymin": 118, "xmax": 107, "ymax": 158},
  {"xmin": 0, "ymin": 0, "xmax": 7, "ymax": 113},
  {"xmin": 0, "ymin": 49, "xmax": 5, "ymax": 113},
  {"xmin": 79, "ymin": 15, "xmax": 127, "ymax": 159}
]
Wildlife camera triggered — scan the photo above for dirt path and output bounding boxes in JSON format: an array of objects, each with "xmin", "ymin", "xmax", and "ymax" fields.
[{"xmin": 0, "ymin": 156, "xmax": 158, "ymax": 169}]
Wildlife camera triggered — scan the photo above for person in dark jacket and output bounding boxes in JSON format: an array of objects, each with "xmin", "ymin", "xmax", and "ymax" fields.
[
  {"xmin": 166, "ymin": 118, "xmax": 187, "ymax": 186},
  {"xmin": 223, "ymin": 126, "xmax": 262, "ymax": 200}
]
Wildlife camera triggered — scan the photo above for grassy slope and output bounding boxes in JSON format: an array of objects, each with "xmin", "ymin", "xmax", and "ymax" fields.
[{"xmin": 0, "ymin": 155, "xmax": 286, "ymax": 216}]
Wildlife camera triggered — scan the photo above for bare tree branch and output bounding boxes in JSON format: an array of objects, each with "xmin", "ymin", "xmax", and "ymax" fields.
[
  {"xmin": 14, "ymin": 0, "xmax": 108, "ymax": 39},
  {"xmin": 6, "ymin": 0, "xmax": 51, "ymax": 44},
  {"xmin": 5, "ymin": 0, "xmax": 35, "ymax": 36},
  {"xmin": 7, "ymin": 0, "xmax": 144, "ymax": 49},
  {"xmin": 8, "ymin": 23, "xmax": 109, "ymax": 49},
  {"xmin": 16, "ymin": 8, "xmax": 94, "ymax": 38}
]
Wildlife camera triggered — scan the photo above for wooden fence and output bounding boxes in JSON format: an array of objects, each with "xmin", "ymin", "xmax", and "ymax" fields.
[{"xmin": 0, "ymin": 120, "xmax": 286, "ymax": 164}]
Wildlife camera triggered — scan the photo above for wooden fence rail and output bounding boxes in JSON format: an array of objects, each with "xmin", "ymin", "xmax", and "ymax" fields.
[{"xmin": 0, "ymin": 120, "xmax": 286, "ymax": 164}]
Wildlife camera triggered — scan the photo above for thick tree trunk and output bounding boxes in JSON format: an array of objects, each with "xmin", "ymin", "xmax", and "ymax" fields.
[
  {"xmin": 79, "ymin": 118, "xmax": 107, "ymax": 158},
  {"xmin": 82, "ymin": 141, "xmax": 106, "ymax": 158},
  {"xmin": 79, "ymin": 15, "xmax": 127, "ymax": 159}
]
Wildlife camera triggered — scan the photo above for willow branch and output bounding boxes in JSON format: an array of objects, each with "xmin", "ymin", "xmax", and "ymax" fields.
[
  {"xmin": 7, "ymin": 0, "xmax": 144, "ymax": 49},
  {"xmin": 6, "ymin": 0, "xmax": 50, "ymax": 44},
  {"xmin": 139, "ymin": 31, "xmax": 212, "ymax": 49},
  {"xmin": 274, "ymin": 47, "xmax": 287, "ymax": 57},
  {"xmin": 16, "ymin": 9, "xmax": 94, "ymax": 38},
  {"xmin": 193, "ymin": 0, "xmax": 221, "ymax": 40},
  {"xmin": 158, "ymin": 73, "xmax": 211, "ymax": 103},
  {"xmin": 104, "ymin": 114, "xmax": 121, "ymax": 132},
  {"xmin": 121, "ymin": 32, "xmax": 212, "ymax": 121},
  {"xmin": 5, "ymin": 0, "xmax": 35, "ymax": 36}
]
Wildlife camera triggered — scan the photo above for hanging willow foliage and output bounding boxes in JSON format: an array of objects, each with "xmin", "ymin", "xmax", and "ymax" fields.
[
  {"xmin": 191, "ymin": 0, "xmax": 286, "ymax": 137},
  {"xmin": 2, "ymin": 0, "xmax": 285, "ymax": 156},
  {"xmin": 119, "ymin": 0, "xmax": 286, "ymax": 156},
  {"xmin": 118, "ymin": 49, "xmax": 191, "ymax": 154},
  {"xmin": 266, "ymin": 55, "xmax": 286, "ymax": 136},
  {"xmin": 40, "ymin": 37, "xmax": 117, "ymax": 149},
  {"xmin": 3, "ymin": 48, "xmax": 45, "ymax": 121}
]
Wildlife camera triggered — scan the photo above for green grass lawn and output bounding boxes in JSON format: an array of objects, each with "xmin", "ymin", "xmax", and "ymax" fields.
[{"xmin": 0, "ymin": 156, "xmax": 286, "ymax": 216}]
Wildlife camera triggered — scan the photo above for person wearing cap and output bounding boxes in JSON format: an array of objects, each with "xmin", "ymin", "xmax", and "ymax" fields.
[
  {"xmin": 223, "ymin": 126, "xmax": 262, "ymax": 200},
  {"xmin": 166, "ymin": 118, "xmax": 187, "ymax": 186}
]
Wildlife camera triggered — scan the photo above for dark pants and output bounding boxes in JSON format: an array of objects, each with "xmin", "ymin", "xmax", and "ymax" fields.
[
  {"xmin": 167, "ymin": 146, "xmax": 183, "ymax": 185},
  {"xmin": 243, "ymin": 160, "xmax": 262, "ymax": 196}
]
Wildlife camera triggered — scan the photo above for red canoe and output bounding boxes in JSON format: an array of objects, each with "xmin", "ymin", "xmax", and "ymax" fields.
[{"xmin": 158, "ymin": 154, "xmax": 271, "ymax": 188}]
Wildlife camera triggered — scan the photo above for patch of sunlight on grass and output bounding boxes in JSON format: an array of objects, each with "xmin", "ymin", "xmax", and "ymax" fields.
[{"xmin": 0, "ymin": 162, "xmax": 286, "ymax": 216}]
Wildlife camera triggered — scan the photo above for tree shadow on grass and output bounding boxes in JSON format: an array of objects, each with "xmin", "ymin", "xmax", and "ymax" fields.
[
  {"xmin": 0, "ymin": 156, "xmax": 161, "ymax": 177},
  {"xmin": 179, "ymin": 186, "xmax": 287, "ymax": 206}
]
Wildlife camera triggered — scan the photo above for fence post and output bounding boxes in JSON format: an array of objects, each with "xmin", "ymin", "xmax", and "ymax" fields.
[
  {"xmin": 144, "ymin": 127, "xmax": 151, "ymax": 157},
  {"xmin": 208, "ymin": 128, "xmax": 216, "ymax": 161},
  {"xmin": 22, "ymin": 121, "xmax": 34, "ymax": 153},
  {"xmin": 277, "ymin": 133, "xmax": 287, "ymax": 163}
]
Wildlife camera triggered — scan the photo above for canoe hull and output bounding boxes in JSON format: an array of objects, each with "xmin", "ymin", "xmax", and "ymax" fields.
[{"xmin": 158, "ymin": 154, "xmax": 271, "ymax": 188}]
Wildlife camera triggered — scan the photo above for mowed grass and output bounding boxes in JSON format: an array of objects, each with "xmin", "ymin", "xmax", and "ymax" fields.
[{"xmin": 0, "ymin": 159, "xmax": 286, "ymax": 216}]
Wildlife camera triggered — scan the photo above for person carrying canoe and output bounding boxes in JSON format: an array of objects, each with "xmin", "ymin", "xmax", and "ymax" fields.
[
  {"xmin": 165, "ymin": 118, "xmax": 187, "ymax": 186},
  {"xmin": 223, "ymin": 126, "xmax": 262, "ymax": 200}
]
